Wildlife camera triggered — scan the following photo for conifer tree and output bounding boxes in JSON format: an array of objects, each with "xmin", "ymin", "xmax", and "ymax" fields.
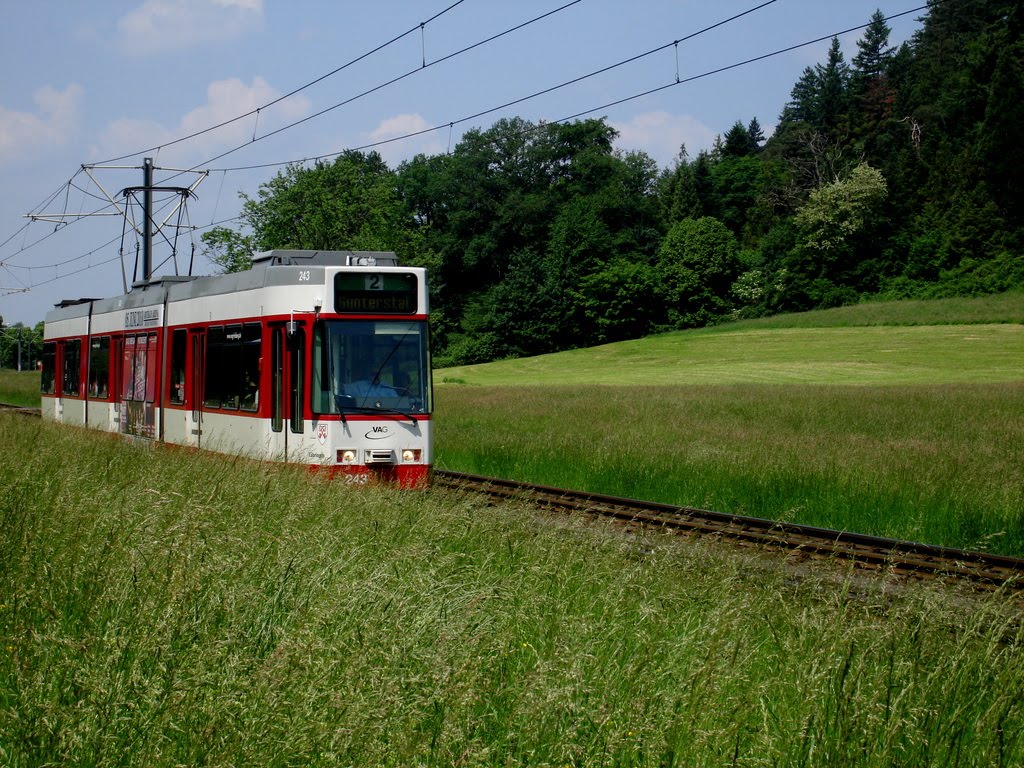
[
  {"xmin": 747, "ymin": 117, "xmax": 765, "ymax": 151},
  {"xmin": 852, "ymin": 10, "xmax": 894, "ymax": 80},
  {"xmin": 815, "ymin": 38, "xmax": 851, "ymax": 133}
]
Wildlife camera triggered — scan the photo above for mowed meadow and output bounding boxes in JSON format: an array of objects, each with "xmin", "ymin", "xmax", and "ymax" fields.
[
  {"xmin": 436, "ymin": 292, "xmax": 1024, "ymax": 557},
  {"xmin": 2, "ymin": 292, "xmax": 1024, "ymax": 766}
]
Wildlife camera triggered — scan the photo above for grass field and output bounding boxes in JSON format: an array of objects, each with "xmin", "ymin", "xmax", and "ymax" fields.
[
  {"xmin": 0, "ymin": 370, "xmax": 42, "ymax": 408},
  {"xmin": 2, "ymin": 413, "xmax": 1023, "ymax": 766},
  {"xmin": 437, "ymin": 324, "xmax": 1023, "ymax": 387},
  {"xmin": 435, "ymin": 293, "xmax": 1024, "ymax": 556}
]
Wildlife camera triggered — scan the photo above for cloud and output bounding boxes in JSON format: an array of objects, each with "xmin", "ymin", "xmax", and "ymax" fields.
[
  {"xmin": 117, "ymin": 0, "xmax": 263, "ymax": 56},
  {"xmin": 91, "ymin": 76, "xmax": 311, "ymax": 164},
  {"xmin": 0, "ymin": 84, "xmax": 84, "ymax": 164},
  {"xmin": 610, "ymin": 111, "xmax": 717, "ymax": 169},
  {"xmin": 365, "ymin": 114, "xmax": 447, "ymax": 167}
]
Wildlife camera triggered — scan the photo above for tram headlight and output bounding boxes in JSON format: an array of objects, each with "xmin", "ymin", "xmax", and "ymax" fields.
[
  {"xmin": 402, "ymin": 449, "xmax": 421, "ymax": 463},
  {"xmin": 338, "ymin": 449, "xmax": 357, "ymax": 463}
]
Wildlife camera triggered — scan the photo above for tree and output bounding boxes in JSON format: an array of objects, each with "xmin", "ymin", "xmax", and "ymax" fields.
[
  {"xmin": 851, "ymin": 10, "xmax": 897, "ymax": 127},
  {"xmin": 747, "ymin": 117, "xmax": 765, "ymax": 151},
  {"xmin": 241, "ymin": 151, "xmax": 420, "ymax": 261},
  {"xmin": 816, "ymin": 37, "xmax": 851, "ymax": 133},
  {"xmin": 791, "ymin": 162, "xmax": 888, "ymax": 302},
  {"xmin": 781, "ymin": 66, "xmax": 820, "ymax": 124},
  {"xmin": 976, "ymin": 2, "xmax": 1024, "ymax": 226},
  {"xmin": 656, "ymin": 217, "xmax": 741, "ymax": 328},
  {"xmin": 711, "ymin": 155, "xmax": 763, "ymax": 238},
  {"xmin": 852, "ymin": 10, "xmax": 894, "ymax": 80},
  {"xmin": 579, "ymin": 257, "xmax": 661, "ymax": 343},
  {"xmin": 201, "ymin": 226, "xmax": 255, "ymax": 273},
  {"xmin": 0, "ymin": 322, "xmax": 41, "ymax": 371},
  {"xmin": 722, "ymin": 120, "xmax": 753, "ymax": 157}
]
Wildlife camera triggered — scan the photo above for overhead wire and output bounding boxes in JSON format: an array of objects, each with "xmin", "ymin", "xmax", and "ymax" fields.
[
  {"xmin": 220, "ymin": 0, "xmax": 923, "ymax": 172},
  {"xmin": 3, "ymin": 0, "xmax": 585, "ymax": 269},
  {"xmin": 0, "ymin": 169, "xmax": 85, "ymax": 252},
  {"xmin": 92, "ymin": 0, "xmax": 473, "ymax": 165},
  {"xmin": 160, "ymin": 0, "xmax": 586, "ymax": 183},
  {"xmin": 2, "ymin": 3, "xmax": 928, "ymax": 298},
  {"xmin": 3, "ymin": 214, "xmax": 245, "ymax": 295},
  {"xmin": 209, "ymin": 0, "xmax": 786, "ymax": 172}
]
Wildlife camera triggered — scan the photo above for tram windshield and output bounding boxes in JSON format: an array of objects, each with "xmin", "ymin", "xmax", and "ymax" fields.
[{"xmin": 312, "ymin": 320, "xmax": 431, "ymax": 416}]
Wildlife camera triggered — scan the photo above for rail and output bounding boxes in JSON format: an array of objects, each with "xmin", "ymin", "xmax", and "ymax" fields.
[
  {"xmin": 434, "ymin": 470, "xmax": 1024, "ymax": 593},
  {"xmin": 8, "ymin": 401, "xmax": 1020, "ymax": 593}
]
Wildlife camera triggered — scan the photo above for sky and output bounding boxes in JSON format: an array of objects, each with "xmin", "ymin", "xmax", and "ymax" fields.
[{"xmin": 0, "ymin": 0, "xmax": 928, "ymax": 326}]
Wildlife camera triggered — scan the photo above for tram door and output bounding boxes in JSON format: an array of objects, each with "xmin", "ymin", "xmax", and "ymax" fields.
[
  {"xmin": 187, "ymin": 329, "xmax": 205, "ymax": 448},
  {"xmin": 267, "ymin": 323, "xmax": 305, "ymax": 461},
  {"xmin": 120, "ymin": 332, "xmax": 157, "ymax": 438}
]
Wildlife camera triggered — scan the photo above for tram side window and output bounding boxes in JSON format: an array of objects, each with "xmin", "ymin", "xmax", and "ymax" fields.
[
  {"xmin": 290, "ymin": 326, "xmax": 304, "ymax": 434},
  {"xmin": 63, "ymin": 339, "xmax": 82, "ymax": 398},
  {"xmin": 41, "ymin": 342, "xmax": 56, "ymax": 394},
  {"xmin": 144, "ymin": 333, "xmax": 158, "ymax": 403},
  {"xmin": 88, "ymin": 336, "xmax": 110, "ymax": 399},
  {"xmin": 204, "ymin": 323, "xmax": 262, "ymax": 411},
  {"xmin": 132, "ymin": 335, "xmax": 147, "ymax": 400},
  {"xmin": 122, "ymin": 335, "xmax": 136, "ymax": 399},
  {"xmin": 240, "ymin": 323, "xmax": 261, "ymax": 412},
  {"xmin": 204, "ymin": 326, "xmax": 227, "ymax": 408},
  {"xmin": 170, "ymin": 329, "xmax": 186, "ymax": 405}
]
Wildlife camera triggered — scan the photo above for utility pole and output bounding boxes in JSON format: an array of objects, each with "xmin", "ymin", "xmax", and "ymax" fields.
[
  {"xmin": 25, "ymin": 160, "xmax": 206, "ymax": 290},
  {"xmin": 142, "ymin": 157, "xmax": 154, "ymax": 282}
]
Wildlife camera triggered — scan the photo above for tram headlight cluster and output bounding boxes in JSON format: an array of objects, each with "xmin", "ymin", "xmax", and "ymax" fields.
[{"xmin": 337, "ymin": 448, "xmax": 421, "ymax": 464}]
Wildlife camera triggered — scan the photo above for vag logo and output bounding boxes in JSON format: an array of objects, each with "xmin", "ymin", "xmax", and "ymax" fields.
[{"xmin": 365, "ymin": 426, "xmax": 391, "ymax": 440}]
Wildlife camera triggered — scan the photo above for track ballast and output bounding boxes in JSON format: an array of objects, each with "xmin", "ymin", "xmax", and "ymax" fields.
[{"xmin": 434, "ymin": 470, "xmax": 1024, "ymax": 594}]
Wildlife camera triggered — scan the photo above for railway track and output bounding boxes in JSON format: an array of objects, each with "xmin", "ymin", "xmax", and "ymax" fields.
[
  {"xmin": 7, "ymin": 402, "xmax": 1021, "ymax": 592},
  {"xmin": 434, "ymin": 470, "xmax": 1024, "ymax": 594},
  {"xmin": 0, "ymin": 402, "xmax": 41, "ymax": 417}
]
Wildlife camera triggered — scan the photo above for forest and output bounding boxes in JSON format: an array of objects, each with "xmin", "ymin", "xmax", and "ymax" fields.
[{"xmin": 202, "ymin": 0, "xmax": 1024, "ymax": 367}]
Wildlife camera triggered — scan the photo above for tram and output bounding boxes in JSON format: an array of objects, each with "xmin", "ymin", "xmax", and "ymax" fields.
[{"xmin": 41, "ymin": 249, "xmax": 433, "ymax": 486}]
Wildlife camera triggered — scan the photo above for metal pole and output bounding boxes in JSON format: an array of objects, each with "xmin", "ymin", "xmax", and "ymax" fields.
[
  {"xmin": 17, "ymin": 327, "xmax": 22, "ymax": 372},
  {"xmin": 142, "ymin": 157, "xmax": 154, "ymax": 282}
]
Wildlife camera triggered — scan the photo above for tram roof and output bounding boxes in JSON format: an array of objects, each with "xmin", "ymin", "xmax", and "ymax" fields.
[{"xmin": 47, "ymin": 249, "xmax": 404, "ymax": 321}]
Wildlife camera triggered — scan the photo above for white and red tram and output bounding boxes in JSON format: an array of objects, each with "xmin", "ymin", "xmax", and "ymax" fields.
[{"xmin": 41, "ymin": 250, "xmax": 433, "ymax": 486}]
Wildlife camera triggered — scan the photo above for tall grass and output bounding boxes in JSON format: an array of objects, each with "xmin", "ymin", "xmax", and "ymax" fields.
[
  {"xmin": 0, "ymin": 370, "xmax": 40, "ymax": 408},
  {"xmin": 2, "ymin": 414, "xmax": 1023, "ymax": 766},
  {"xmin": 435, "ymin": 383, "xmax": 1024, "ymax": 556}
]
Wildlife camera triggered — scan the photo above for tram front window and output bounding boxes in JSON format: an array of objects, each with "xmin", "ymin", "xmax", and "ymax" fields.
[{"xmin": 312, "ymin": 320, "xmax": 431, "ymax": 416}]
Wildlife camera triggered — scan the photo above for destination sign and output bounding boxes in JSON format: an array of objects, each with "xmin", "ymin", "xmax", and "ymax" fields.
[
  {"xmin": 125, "ymin": 308, "xmax": 160, "ymax": 329},
  {"xmin": 334, "ymin": 272, "xmax": 417, "ymax": 314}
]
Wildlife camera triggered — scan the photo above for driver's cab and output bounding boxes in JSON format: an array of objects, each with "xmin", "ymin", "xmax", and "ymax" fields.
[{"xmin": 312, "ymin": 319, "xmax": 430, "ymax": 418}]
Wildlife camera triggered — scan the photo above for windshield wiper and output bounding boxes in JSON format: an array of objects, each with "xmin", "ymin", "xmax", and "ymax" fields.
[{"xmin": 339, "ymin": 403, "xmax": 419, "ymax": 427}]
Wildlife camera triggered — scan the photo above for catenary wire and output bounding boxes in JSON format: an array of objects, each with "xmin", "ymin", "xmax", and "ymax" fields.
[
  {"xmin": 3, "ymin": 215, "xmax": 244, "ymax": 294},
  {"xmin": 2, "ymin": 4, "xmax": 926, "ymax": 295},
  {"xmin": 217, "ymin": 2, "xmax": 920, "ymax": 172},
  {"xmin": 92, "ymin": 0, "xmax": 473, "ymax": 165},
  {"xmin": 5, "ymin": 1, "xmax": 583, "ymax": 265},
  {"xmin": 158, "ymin": 0, "xmax": 586, "ymax": 183}
]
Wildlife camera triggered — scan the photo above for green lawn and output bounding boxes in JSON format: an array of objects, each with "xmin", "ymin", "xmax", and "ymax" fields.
[{"xmin": 438, "ymin": 323, "xmax": 1024, "ymax": 387}]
